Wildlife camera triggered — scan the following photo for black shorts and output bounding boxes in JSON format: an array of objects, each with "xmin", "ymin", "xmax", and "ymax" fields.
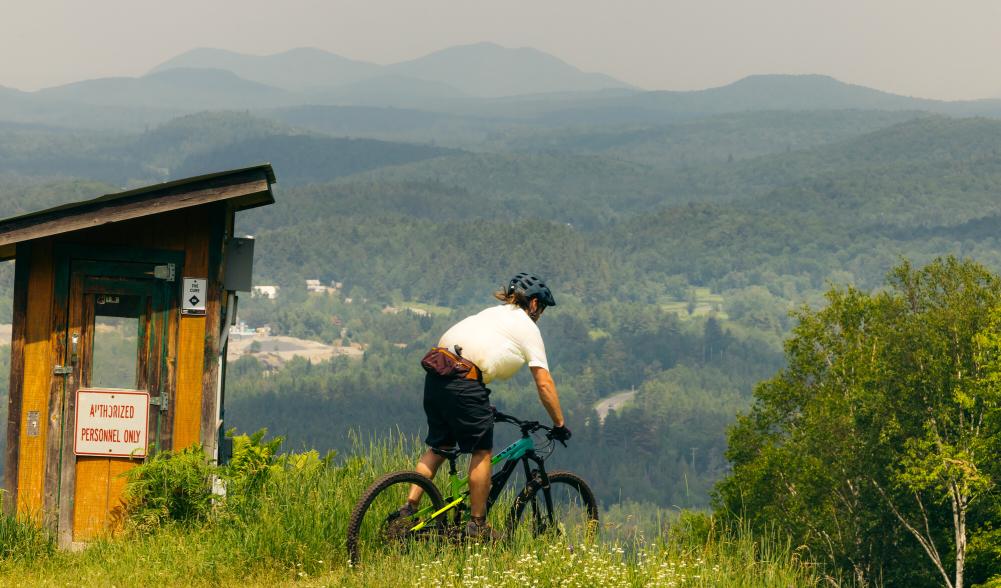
[{"xmin": 423, "ymin": 372, "xmax": 493, "ymax": 452}]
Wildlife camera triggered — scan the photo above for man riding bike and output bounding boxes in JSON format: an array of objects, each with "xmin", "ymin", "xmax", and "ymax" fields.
[{"xmin": 402, "ymin": 273, "xmax": 571, "ymax": 540}]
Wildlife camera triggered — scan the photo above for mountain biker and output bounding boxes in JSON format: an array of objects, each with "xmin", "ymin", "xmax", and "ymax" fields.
[{"xmin": 402, "ymin": 273, "xmax": 571, "ymax": 540}]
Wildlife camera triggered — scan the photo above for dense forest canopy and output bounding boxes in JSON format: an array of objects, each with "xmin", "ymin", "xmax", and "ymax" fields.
[
  {"xmin": 3, "ymin": 71, "xmax": 1001, "ymax": 585},
  {"xmin": 718, "ymin": 258, "xmax": 1001, "ymax": 587}
]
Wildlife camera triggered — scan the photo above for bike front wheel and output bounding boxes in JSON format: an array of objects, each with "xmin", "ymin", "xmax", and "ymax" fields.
[
  {"xmin": 507, "ymin": 470, "xmax": 599, "ymax": 539},
  {"xmin": 346, "ymin": 470, "xmax": 446, "ymax": 565}
]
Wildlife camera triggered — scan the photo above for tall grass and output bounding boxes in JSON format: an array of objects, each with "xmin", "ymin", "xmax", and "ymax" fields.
[
  {"xmin": 0, "ymin": 509, "xmax": 54, "ymax": 563},
  {"xmin": 0, "ymin": 434, "xmax": 825, "ymax": 587}
]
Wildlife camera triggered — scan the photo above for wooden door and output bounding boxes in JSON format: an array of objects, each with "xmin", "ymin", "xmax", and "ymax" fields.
[{"xmin": 58, "ymin": 260, "xmax": 172, "ymax": 544}]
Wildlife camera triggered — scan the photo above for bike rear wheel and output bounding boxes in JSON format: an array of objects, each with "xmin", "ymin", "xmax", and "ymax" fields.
[
  {"xmin": 346, "ymin": 471, "xmax": 446, "ymax": 565},
  {"xmin": 507, "ymin": 470, "xmax": 599, "ymax": 540}
]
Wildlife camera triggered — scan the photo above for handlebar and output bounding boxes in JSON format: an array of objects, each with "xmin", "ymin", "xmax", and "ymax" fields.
[{"xmin": 494, "ymin": 410, "xmax": 566, "ymax": 446}]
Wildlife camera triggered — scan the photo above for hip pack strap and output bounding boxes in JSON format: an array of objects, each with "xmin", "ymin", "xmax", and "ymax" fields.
[{"xmin": 421, "ymin": 347, "xmax": 482, "ymax": 381}]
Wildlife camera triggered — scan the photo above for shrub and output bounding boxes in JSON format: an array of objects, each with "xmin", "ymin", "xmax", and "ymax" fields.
[
  {"xmin": 119, "ymin": 444, "xmax": 215, "ymax": 532},
  {"xmin": 667, "ymin": 509, "xmax": 717, "ymax": 548},
  {"xmin": 119, "ymin": 429, "xmax": 329, "ymax": 534},
  {"xmin": 225, "ymin": 428, "xmax": 284, "ymax": 494}
]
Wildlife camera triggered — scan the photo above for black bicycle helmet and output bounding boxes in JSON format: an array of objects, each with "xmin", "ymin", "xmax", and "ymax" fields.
[{"xmin": 507, "ymin": 273, "xmax": 556, "ymax": 307}]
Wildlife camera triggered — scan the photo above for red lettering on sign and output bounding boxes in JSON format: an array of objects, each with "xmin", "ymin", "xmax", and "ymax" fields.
[
  {"xmin": 79, "ymin": 427, "xmax": 124, "ymax": 443},
  {"xmin": 84, "ymin": 403, "xmax": 138, "ymax": 419},
  {"xmin": 75, "ymin": 390, "xmax": 149, "ymax": 457}
]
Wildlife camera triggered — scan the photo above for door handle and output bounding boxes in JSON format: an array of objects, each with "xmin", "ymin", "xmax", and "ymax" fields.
[{"xmin": 55, "ymin": 332, "xmax": 81, "ymax": 376}]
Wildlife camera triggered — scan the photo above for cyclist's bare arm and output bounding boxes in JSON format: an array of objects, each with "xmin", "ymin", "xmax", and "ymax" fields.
[{"xmin": 530, "ymin": 366, "xmax": 565, "ymax": 427}]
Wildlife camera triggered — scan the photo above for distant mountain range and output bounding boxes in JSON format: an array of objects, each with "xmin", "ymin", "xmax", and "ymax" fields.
[
  {"xmin": 149, "ymin": 47, "xmax": 380, "ymax": 92},
  {"xmin": 4, "ymin": 43, "xmax": 1001, "ymax": 132},
  {"xmin": 497, "ymin": 74, "xmax": 1001, "ymax": 125},
  {"xmin": 150, "ymin": 43, "xmax": 634, "ymax": 98},
  {"xmin": 37, "ymin": 68, "xmax": 295, "ymax": 110}
]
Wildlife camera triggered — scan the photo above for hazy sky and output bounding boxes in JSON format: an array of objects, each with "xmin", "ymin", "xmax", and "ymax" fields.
[{"xmin": 3, "ymin": 0, "xmax": 1000, "ymax": 100}]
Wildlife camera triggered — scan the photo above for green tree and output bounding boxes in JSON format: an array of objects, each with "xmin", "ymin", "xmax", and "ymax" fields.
[{"xmin": 717, "ymin": 257, "xmax": 1001, "ymax": 587}]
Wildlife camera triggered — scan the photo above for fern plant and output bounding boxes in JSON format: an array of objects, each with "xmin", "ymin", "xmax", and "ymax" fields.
[
  {"xmin": 225, "ymin": 428, "xmax": 285, "ymax": 494},
  {"xmin": 119, "ymin": 444, "xmax": 215, "ymax": 533}
]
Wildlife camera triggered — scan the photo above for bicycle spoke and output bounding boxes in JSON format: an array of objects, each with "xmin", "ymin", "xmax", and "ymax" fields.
[
  {"xmin": 347, "ymin": 472, "xmax": 446, "ymax": 565},
  {"xmin": 546, "ymin": 481, "xmax": 594, "ymax": 538},
  {"xmin": 509, "ymin": 471, "xmax": 599, "ymax": 542}
]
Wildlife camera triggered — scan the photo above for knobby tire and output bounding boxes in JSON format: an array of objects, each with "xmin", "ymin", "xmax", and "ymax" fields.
[
  {"xmin": 507, "ymin": 470, "xmax": 599, "ymax": 537},
  {"xmin": 346, "ymin": 470, "xmax": 445, "ymax": 566}
]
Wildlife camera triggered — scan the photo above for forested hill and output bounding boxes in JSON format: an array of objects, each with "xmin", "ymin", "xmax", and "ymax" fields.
[
  {"xmin": 4, "ymin": 79, "xmax": 1001, "ymax": 580},
  {"xmin": 0, "ymin": 111, "xmax": 458, "ymax": 188},
  {"xmin": 195, "ymin": 113, "xmax": 1001, "ymax": 524},
  {"xmin": 237, "ymin": 115, "xmax": 1001, "ymax": 301}
]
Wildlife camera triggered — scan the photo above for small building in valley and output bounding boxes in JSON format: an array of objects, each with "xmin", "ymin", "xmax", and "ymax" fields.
[{"xmin": 252, "ymin": 285, "xmax": 279, "ymax": 299}]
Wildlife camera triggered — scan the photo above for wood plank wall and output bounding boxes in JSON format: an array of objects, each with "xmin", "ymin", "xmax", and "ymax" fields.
[
  {"xmin": 15, "ymin": 242, "xmax": 55, "ymax": 519},
  {"xmin": 3, "ymin": 245, "xmax": 30, "ymax": 515},
  {"xmin": 174, "ymin": 209, "xmax": 211, "ymax": 448},
  {"xmin": 5, "ymin": 205, "xmax": 230, "ymax": 536},
  {"xmin": 199, "ymin": 204, "xmax": 228, "ymax": 459}
]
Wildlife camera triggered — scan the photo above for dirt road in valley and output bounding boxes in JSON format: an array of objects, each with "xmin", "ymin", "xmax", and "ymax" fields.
[
  {"xmin": 227, "ymin": 333, "xmax": 363, "ymax": 367},
  {"xmin": 593, "ymin": 389, "xmax": 637, "ymax": 423}
]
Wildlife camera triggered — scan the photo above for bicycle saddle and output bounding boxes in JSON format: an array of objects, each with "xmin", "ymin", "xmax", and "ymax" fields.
[{"xmin": 431, "ymin": 446, "xmax": 462, "ymax": 461}]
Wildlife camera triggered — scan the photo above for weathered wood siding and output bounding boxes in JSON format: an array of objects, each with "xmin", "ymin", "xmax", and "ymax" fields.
[
  {"xmin": 5, "ymin": 205, "xmax": 230, "ymax": 539},
  {"xmin": 174, "ymin": 208, "xmax": 211, "ymax": 449},
  {"xmin": 4, "ymin": 244, "xmax": 31, "ymax": 515},
  {"xmin": 15, "ymin": 242, "xmax": 55, "ymax": 519}
]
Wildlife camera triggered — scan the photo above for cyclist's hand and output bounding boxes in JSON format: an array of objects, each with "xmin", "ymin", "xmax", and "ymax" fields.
[{"xmin": 550, "ymin": 425, "xmax": 572, "ymax": 443}]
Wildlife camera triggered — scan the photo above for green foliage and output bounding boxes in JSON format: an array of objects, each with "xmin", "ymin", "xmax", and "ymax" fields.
[
  {"xmin": 0, "ymin": 436, "xmax": 822, "ymax": 587},
  {"xmin": 967, "ymin": 517, "xmax": 1001, "ymax": 585},
  {"xmin": 6, "ymin": 94, "xmax": 1001, "ymax": 588},
  {"xmin": 491, "ymin": 109, "xmax": 925, "ymax": 166},
  {"xmin": 226, "ymin": 428, "xmax": 284, "ymax": 493},
  {"xmin": 119, "ymin": 445, "xmax": 215, "ymax": 532},
  {"xmin": 717, "ymin": 257, "xmax": 1001, "ymax": 587},
  {"xmin": 173, "ymin": 133, "xmax": 456, "ymax": 184},
  {"xmin": 0, "ymin": 112, "xmax": 455, "ymax": 187},
  {"xmin": 223, "ymin": 298, "xmax": 782, "ymax": 510},
  {"xmin": 0, "ymin": 510, "xmax": 54, "ymax": 563},
  {"xmin": 119, "ymin": 429, "xmax": 335, "ymax": 538}
]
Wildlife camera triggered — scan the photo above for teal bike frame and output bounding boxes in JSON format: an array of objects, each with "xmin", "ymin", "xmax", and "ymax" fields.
[{"xmin": 409, "ymin": 421, "xmax": 552, "ymax": 532}]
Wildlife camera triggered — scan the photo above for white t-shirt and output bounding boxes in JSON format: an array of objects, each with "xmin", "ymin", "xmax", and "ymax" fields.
[{"xmin": 438, "ymin": 304, "xmax": 549, "ymax": 384}]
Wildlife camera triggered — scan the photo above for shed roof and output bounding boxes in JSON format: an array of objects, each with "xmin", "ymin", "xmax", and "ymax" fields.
[{"xmin": 0, "ymin": 164, "xmax": 276, "ymax": 260}]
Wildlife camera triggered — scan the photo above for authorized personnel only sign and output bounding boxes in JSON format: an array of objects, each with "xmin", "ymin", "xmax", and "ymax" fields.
[{"xmin": 74, "ymin": 389, "xmax": 149, "ymax": 458}]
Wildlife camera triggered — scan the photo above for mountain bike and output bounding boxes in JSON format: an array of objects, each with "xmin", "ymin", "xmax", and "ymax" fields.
[{"xmin": 346, "ymin": 410, "xmax": 599, "ymax": 564}]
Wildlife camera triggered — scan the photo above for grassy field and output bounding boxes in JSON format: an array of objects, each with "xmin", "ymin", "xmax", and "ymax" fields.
[
  {"xmin": 661, "ymin": 288, "xmax": 728, "ymax": 320},
  {"xmin": 0, "ymin": 435, "xmax": 825, "ymax": 587},
  {"xmin": 399, "ymin": 300, "xmax": 452, "ymax": 316}
]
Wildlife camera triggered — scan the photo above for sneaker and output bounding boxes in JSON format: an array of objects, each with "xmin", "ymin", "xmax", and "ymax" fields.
[
  {"xmin": 384, "ymin": 503, "xmax": 418, "ymax": 540},
  {"xmin": 464, "ymin": 518, "xmax": 501, "ymax": 542},
  {"xmin": 393, "ymin": 503, "xmax": 417, "ymax": 519}
]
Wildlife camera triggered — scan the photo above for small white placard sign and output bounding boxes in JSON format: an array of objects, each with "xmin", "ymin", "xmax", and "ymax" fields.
[
  {"xmin": 182, "ymin": 277, "xmax": 207, "ymax": 315},
  {"xmin": 75, "ymin": 389, "xmax": 149, "ymax": 458}
]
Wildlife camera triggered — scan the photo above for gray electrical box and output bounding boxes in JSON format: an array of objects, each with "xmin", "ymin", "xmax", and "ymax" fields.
[{"xmin": 223, "ymin": 237, "xmax": 255, "ymax": 292}]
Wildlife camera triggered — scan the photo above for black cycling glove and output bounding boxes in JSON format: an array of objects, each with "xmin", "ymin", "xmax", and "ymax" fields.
[{"xmin": 550, "ymin": 425, "xmax": 572, "ymax": 442}]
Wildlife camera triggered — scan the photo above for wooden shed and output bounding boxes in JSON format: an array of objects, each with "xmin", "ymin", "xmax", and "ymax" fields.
[{"xmin": 0, "ymin": 164, "xmax": 276, "ymax": 546}]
